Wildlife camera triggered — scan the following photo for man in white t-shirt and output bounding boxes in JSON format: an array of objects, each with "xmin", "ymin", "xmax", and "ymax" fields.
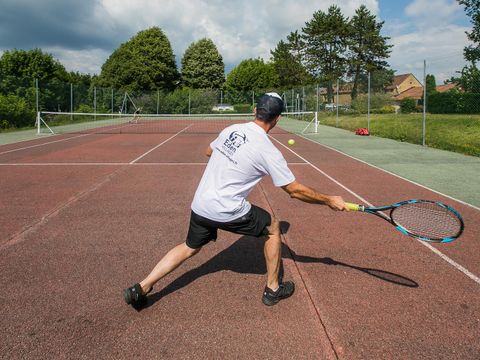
[{"xmin": 124, "ymin": 92, "xmax": 346, "ymax": 308}]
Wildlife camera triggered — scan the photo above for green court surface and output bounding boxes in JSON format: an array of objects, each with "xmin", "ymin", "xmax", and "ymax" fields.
[
  {"xmin": 298, "ymin": 125, "xmax": 480, "ymax": 209},
  {"xmin": 0, "ymin": 128, "xmax": 44, "ymax": 145}
]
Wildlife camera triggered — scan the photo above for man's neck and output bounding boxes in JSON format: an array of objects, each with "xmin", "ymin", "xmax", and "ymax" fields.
[{"xmin": 253, "ymin": 118, "xmax": 274, "ymax": 133}]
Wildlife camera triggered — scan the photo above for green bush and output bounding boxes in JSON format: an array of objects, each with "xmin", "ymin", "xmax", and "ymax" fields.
[
  {"xmin": 0, "ymin": 94, "xmax": 35, "ymax": 129},
  {"xmin": 463, "ymin": 93, "xmax": 480, "ymax": 114},
  {"xmin": 234, "ymin": 104, "xmax": 252, "ymax": 113},
  {"xmin": 77, "ymin": 104, "xmax": 94, "ymax": 113},
  {"xmin": 400, "ymin": 98, "xmax": 416, "ymax": 113},
  {"xmin": 371, "ymin": 105, "xmax": 396, "ymax": 114},
  {"xmin": 428, "ymin": 92, "xmax": 461, "ymax": 113}
]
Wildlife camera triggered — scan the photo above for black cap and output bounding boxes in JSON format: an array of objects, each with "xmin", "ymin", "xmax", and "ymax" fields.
[{"xmin": 256, "ymin": 92, "xmax": 284, "ymax": 122}]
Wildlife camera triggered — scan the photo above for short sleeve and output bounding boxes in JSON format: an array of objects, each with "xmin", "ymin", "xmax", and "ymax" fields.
[{"xmin": 263, "ymin": 148, "xmax": 295, "ymax": 187}]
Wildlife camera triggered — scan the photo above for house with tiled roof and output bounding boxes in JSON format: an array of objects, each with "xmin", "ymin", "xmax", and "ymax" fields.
[
  {"xmin": 388, "ymin": 73, "xmax": 461, "ymax": 104},
  {"xmin": 386, "ymin": 73, "xmax": 423, "ymax": 96}
]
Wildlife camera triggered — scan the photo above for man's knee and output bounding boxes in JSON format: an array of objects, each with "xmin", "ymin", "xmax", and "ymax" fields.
[
  {"xmin": 184, "ymin": 242, "xmax": 202, "ymax": 257},
  {"xmin": 266, "ymin": 216, "xmax": 281, "ymax": 236}
]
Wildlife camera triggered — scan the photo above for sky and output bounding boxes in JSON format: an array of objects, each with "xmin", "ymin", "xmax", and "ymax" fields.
[{"xmin": 0, "ymin": 0, "xmax": 473, "ymax": 83}]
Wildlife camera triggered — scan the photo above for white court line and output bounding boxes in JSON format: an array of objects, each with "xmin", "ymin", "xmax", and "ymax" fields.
[
  {"xmin": 0, "ymin": 133, "xmax": 90, "ymax": 155},
  {"xmin": 0, "ymin": 122, "xmax": 137, "ymax": 156},
  {"xmin": 270, "ymin": 135, "xmax": 480, "ymax": 286},
  {"xmin": 129, "ymin": 125, "xmax": 193, "ymax": 164},
  {"xmin": 298, "ymin": 134, "xmax": 480, "ymax": 211},
  {"xmin": 0, "ymin": 161, "xmax": 309, "ymax": 166}
]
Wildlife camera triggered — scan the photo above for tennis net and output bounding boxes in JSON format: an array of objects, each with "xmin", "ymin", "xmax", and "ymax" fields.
[{"xmin": 36, "ymin": 111, "xmax": 318, "ymax": 135}]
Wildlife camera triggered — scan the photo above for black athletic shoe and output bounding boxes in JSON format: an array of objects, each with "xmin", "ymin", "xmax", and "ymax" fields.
[
  {"xmin": 123, "ymin": 283, "xmax": 148, "ymax": 307},
  {"xmin": 262, "ymin": 281, "xmax": 295, "ymax": 306}
]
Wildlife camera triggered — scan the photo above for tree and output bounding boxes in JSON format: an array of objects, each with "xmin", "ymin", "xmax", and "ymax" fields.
[
  {"xmin": 0, "ymin": 48, "xmax": 69, "ymax": 113},
  {"xmin": 425, "ymin": 74, "xmax": 437, "ymax": 95},
  {"xmin": 457, "ymin": 1, "xmax": 480, "ymax": 91},
  {"xmin": 181, "ymin": 38, "xmax": 225, "ymax": 89},
  {"xmin": 302, "ymin": 5, "xmax": 350, "ymax": 102},
  {"xmin": 458, "ymin": 0, "xmax": 480, "ymax": 64},
  {"xmin": 99, "ymin": 27, "xmax": 179, "ymax": 92},
  {"xmin": 357, "ymin": 68, "xmax": 395, "ymax": 93},
  {"xmin": 224, "ymin": 58, "xmax": 279, "ymax": 103},
  {"xmin": 270, "ymin": 32, "xmax": 312, "ymax": 87},
  {"xmin": 348, "ymin": 5, "xmax": 392, "ymax": 99}
]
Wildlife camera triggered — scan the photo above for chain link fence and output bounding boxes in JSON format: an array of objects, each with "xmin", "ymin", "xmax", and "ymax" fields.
[{"xmin": 1, "ymin": 61, "xmax": 479, "ymax": 155}]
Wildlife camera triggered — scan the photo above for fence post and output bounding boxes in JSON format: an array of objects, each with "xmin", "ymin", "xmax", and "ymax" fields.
[
  {"xmin": 423, "ymin": 60, "xmax": 427, "ymax": 146},
  {"xmin": 368, "ymin": 72, "xmax": 371, "ymax": 131},
  {"xmin": 94, "ymin": 87, "xmax": 97, "ymax": 121},
  {"xmin": 336, "ymin": 79, "xmax": 339, "ymax": 127},
  {"xmin": 35, "ymin": 79, "xmax": 39, "ymax": 115},
  {"xmin": 70, "ymin": 83, "xmax": 73, "ymax": 121}
]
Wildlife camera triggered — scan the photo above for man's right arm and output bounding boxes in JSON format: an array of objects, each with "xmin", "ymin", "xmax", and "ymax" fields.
[{"xmin": 281, "ymin": 181, "xmax": 346, "ymax": 211}]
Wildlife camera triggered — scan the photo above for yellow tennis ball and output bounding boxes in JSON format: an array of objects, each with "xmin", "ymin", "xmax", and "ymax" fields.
[{"xmin": 288, "ymin": 139, "xmax": 295, "ymax": 145}]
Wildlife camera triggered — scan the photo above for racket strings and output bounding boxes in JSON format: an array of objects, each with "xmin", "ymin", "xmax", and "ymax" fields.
[{"xmin": 391, "ymin": 202, "xmax": 462, "ymax": 239}]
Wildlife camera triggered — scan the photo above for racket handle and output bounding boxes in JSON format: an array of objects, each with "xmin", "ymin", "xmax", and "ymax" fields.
[{"xmin": 345, "ymin": 202, "xmax": 365, "ymax": 212}]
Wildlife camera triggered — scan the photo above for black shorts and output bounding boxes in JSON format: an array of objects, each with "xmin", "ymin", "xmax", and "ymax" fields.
[{"xmin": 186, "ymin": 205, "xmax": 272, "ymax": 249}]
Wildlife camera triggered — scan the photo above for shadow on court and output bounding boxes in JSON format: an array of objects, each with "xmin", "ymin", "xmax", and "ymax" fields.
[{"xmin": 138, "ymin": 222, "xmax": 417, "ymax": 310}]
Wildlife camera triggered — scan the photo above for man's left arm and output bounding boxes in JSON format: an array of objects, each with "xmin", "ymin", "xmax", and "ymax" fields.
[{"xmin": 206, "ymin": 146, "xmax": 213, "ymax": 157}]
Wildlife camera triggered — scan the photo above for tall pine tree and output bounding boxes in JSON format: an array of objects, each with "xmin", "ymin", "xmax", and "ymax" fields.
[
  {"xmin": 302, "ymin": 5, "xmax": 350, "ymax": 102},
  {"xmin": 348, "ymin": 5, "xmax": 392, "ymax": 99},
  {"xmin": 270, "ymin": 31, "xmax": 311, "ymax": 87}
]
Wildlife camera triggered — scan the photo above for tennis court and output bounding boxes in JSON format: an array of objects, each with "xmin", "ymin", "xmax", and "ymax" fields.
[{"xmin": 1, "ymin": 115, "xmax": 479, "ymax": 359}]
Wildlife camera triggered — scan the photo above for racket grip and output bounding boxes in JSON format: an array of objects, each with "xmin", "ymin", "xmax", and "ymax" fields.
[{"xmin": 345, "ymin": 203, "xmax": 365, "ymax": 212}]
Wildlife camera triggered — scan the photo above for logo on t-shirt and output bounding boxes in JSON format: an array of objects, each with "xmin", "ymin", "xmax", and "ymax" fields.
[{"xmin": 223, "ymin": 131, "xmax": 247, "ymax": 156}]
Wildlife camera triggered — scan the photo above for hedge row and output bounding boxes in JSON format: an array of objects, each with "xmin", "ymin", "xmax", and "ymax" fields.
[{"xmin": 428, "ymin": 92, "xmax": 480, "ymax": 114}]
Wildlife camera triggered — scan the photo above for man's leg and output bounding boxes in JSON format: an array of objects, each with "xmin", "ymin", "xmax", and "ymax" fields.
[
  {"xmin": 262, "ymin": 216, "xmax": 295, "ymax": 306},
  {"xmin": 264, "ymin": 216, "xmax": 282, "ymax": 290},
  {"xmin": 123, "ymin": 242, "xmax": 200, "ymax": 306},
  {"xmin": 140, "ymin": 242, "xmax": 200, "ymax": 293}
]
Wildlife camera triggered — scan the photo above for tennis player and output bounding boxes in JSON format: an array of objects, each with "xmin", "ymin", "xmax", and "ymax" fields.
[{"xmin": 124, "ymin": 92, "xmax": 346, "ymax": 308}]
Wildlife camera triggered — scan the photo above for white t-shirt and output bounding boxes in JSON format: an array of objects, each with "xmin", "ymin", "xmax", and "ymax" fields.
[{"xmin": 191, "ymin": 121, "xmax": 295, "ymax": 222}]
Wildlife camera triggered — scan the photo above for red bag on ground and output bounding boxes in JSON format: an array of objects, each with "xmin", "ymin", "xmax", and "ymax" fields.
[{"xmin": 355, "ymin": 128, "xmax": 369, "ymax": 136}]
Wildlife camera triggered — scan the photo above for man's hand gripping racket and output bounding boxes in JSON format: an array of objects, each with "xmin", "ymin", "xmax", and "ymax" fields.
[{"xmin": 345, "ymin": 200, "xmax": 464, "ymax": 243}]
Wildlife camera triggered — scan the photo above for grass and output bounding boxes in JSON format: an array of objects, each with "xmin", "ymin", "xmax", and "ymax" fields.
[{"xmin": 318, "ymin": 113, "xmax": 480, "ymax": 157}]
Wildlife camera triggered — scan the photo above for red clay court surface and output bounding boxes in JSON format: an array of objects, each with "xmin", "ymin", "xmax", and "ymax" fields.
[{"xmin": 1, "ymin": 128, "xmax": 479, "ymax": 359}]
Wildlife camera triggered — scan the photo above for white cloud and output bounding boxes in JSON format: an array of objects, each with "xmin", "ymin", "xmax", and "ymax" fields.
[
  {"xmin": 406, "ymin": 0, "xmax": 460, "ymax": 23},
  {"xmin": 99, "ymin": 0, "xmax": 380, "ymax": 69},
  {"xmin": 5, "ymin": 0, "xmax": 468, "ymax": 82},
  {"xmin": 46, "ymin": 47, "xmax": 111, "ymax": 75},
  {"xmin": 389, "ymin": 24, "xmax": 469, "ymax": 82}
]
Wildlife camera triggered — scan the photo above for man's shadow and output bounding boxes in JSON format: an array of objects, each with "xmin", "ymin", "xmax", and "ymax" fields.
[{"xmin": 139, "ymin": 222, "xmax": 418, "ymax": 310}]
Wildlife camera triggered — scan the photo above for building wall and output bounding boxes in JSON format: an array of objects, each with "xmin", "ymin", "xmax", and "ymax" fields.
[{"xmin": 397, "ymin": 74, "xmax": 422, "ymax": 94}]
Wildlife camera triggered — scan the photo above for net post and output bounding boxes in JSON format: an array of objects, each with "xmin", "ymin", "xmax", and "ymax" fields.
[
  {"xmin": 314, "ymin": 111, "xmax": 318, "ymax": 133},
  {"xmin": 36, "ymin": 111, "xmax": 41, "ymax": 134}
]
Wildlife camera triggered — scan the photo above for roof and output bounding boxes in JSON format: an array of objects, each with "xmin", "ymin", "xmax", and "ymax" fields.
[
  {"xmin": 436, "ymin": 83, "xmax": 458, "ymax": 92},
  {"xmin": 393, "ymin": 83, "xmax": 461, "ymax": 101},
  {"xmin": 386, "ymin": 73, "xmax": 422, "ymax": 91},
  {"xmin": 393, "ymin": 86, "xmax": 424, "ymax": 100}
]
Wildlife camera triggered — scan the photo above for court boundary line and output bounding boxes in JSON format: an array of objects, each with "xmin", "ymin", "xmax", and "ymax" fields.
[
  {"xmin": 0, "ymin": 133, "xmax": 90, "ymax": 155},
  {"xmin": 0, "ymin": 162, "xmax": 308, "ymax": 166},
  {"xmin": 258, "ymin": 182, "xmax": 339, "ymax": 359},
  {"xmin": 0, "ymin": 166, "xmax": 129, "ymax": 252},
  {"xmin": 0, "ymin": 122, "xmax": 139, "ymax": 156},
  {"xmin": 129, "ymin": 125, "xmax": 193, "ymax": 164},
  {"xmin": 269, "ymin": 135, "xmax": 480, "ymax": 286},
  {"xmin": 297, "ymin": 134, "xmax": 479, "ymax": 211}
]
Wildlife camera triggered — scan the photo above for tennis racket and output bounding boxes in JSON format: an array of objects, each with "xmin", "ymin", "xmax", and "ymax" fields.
[{"xmin": 345, "ymin": 200, "xmax": 464, "ymax": 243}]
